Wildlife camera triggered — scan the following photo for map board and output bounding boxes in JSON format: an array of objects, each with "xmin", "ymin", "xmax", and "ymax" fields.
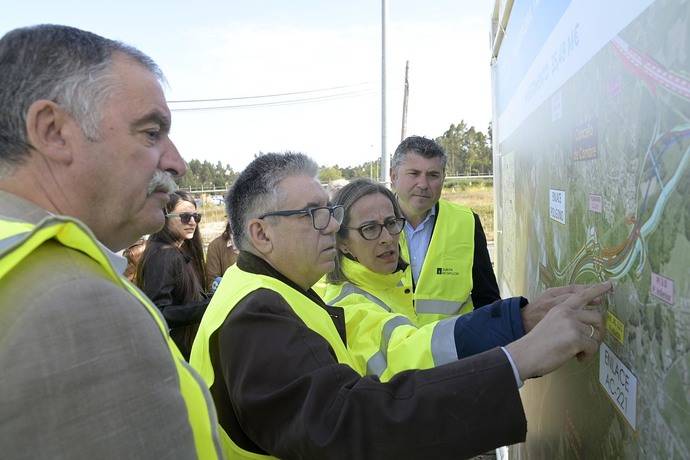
[{"xmin": 492, "ymin": 0, "xmax": 689, "ymax": 457}]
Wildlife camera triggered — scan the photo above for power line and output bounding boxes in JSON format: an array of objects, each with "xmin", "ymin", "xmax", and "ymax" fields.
[
  {"xmin": 167, "ymin": 82, "xmax": 372, "ymax": 104},
  {"xmin": 170, "ymin": 89, "xmax": 376, "ymax": 112}
]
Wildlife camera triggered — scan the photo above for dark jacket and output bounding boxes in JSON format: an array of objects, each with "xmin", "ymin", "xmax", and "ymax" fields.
[
  {"xmin": 138, "ymin": 241, "xmax": 208, "ymax": 359},
  {"xmin": 208, "ymin": 251, "xmax": 527, "ymax": 460},
  {"xmin": 469, "ymin": 212, "xmax": 502, "ymax": 307}
]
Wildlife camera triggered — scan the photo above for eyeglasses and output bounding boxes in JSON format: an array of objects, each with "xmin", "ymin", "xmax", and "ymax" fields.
[
  {"xmin": 166, "ymin": 212, "xmax": 202, "ymax": 224},
  {"xmin": 259, "ymin": 205, "xmax": 344, "ymax": 230},
  {"xmin": 343, "ymin": 217, "xmax": 406, "ymax": 240}
]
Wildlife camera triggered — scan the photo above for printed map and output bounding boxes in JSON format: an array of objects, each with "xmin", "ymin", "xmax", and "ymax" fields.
[{"xmin": 495, "ymin": 1, "xmax": 689, "ymax": 457}]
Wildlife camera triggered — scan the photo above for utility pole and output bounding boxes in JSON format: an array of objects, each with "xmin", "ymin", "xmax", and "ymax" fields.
[
  {"xmin": 400, "ymin": 60, "xmax": 409, "ymax": 142},
  {"xmin": 380, "ymin": 0, "xmax": 390, "ymax": 185}
]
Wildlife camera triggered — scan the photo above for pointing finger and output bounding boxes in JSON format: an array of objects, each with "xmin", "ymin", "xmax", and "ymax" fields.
[{"xmin": 563, "ymin": 281, "xmax": 613, "ymax": 310}]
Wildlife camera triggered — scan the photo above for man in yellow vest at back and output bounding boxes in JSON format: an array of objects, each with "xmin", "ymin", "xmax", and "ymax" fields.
[
  {"xmin": 190, "ymin": 152, "xmax": 611, "ymax": 459},
  {"xmin": 391, "ymin": 135, "xmax": 500, "ymax": 325},
  {"xmin": 0, "ymin": 25, "xmax": 222, "ymax": 459}
]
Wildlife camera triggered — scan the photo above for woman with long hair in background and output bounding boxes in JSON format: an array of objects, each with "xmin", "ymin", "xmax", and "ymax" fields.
[{"xmin": 137, "ymin": 190, "xmax": 209, "ymax": 359}]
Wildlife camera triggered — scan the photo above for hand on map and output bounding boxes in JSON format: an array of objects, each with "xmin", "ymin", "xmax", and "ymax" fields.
[
  {"xmin": 506, "ymin": 281, "xmax": 613, "ymax": 381},
  {"xmin": 521, "ymin": 283, "xmax": 610, "ymax": 332}
]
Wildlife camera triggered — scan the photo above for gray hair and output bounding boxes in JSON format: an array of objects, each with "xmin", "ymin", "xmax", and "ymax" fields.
[
  {"xmin": 391, "ymin": 135, "xmax": 447, "ymax": 171},
  {"xmin": 0, "ymin": 24, "xmax": 163, "ymax": 175},
  {"xmin": 326, "ymin": 178, "xmax": 403, "ymax": 284},
  {"xmin": 226, "ymin": 152, "xmax": 319, "ymax": 251}
]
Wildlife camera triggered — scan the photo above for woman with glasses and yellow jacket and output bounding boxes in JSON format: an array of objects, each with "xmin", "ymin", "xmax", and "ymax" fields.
[
  {"xmin": 323, "ymin": 179, "xmax": 529, "ymax": 382},
  {"xmin": 137, "ymin": 190, "xmax": 209, "ymax": 360}
]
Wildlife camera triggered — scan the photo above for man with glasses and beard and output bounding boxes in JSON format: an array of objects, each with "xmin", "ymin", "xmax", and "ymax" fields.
[
  {"xmin": 190, "ymin": 152, "xmax": 610, "ymax": 460},
  {"xmin": 0, "ymin": 25, "xmax": 222, "ymax": 459}
]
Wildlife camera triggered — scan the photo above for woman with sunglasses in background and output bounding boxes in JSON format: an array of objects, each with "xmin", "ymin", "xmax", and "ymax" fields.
[
  {"xmin": 323, "ymin": 179, "xmax": 530, "ymax": 382},
  {"xmin": 137, "ymin": 190, "xmax": 209, "ymax": 360}
]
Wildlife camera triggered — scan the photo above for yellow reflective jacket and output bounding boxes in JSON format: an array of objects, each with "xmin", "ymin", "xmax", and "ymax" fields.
[
  {"xmin": 0, "ymin": 215, "xmax": 223, "ymax": 460},
  {"xmin": 323, "ymin": 257, "xmax": 458, "ymax": 382},
  {"xmin": 190, "ymin": 264, "xmax": 362, "ymax": 460},
  {"xmin": 400, "ymin": 199, "xmax": 475, "ymax": 325}
]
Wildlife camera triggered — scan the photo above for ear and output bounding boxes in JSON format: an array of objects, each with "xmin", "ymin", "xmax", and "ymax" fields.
[
  {"xmin": 338, "ymin": 239, "xmax": 351, "ymax": 256},
  {"xmin": 389, "ymin": 167, "xmax": 397, "ymax": 185},
  {"xmin": 247, "ymin": 218, "xmax": 273, "ymax": 255},
  {"xmin": 24, "ymin": 100, "xmax": 76, "ymax": 165}
]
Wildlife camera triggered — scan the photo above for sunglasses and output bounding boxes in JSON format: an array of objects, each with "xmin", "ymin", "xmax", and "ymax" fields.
[{"xmin": 166, "ymin": 212, "xmax": 203, "ymax": 224}]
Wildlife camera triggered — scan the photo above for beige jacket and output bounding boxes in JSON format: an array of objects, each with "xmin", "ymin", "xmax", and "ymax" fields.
[{"xmin": 0, "ymin": 191, "xmax": 211, "ymax": 459}]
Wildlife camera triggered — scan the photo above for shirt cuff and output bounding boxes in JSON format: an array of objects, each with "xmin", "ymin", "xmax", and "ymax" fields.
[{"xmin": 500, "ymin": 346, "xmax": 524, "ymax": 389}]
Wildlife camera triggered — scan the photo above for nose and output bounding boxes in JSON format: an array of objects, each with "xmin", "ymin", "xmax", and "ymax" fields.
[
  {"xmin": 378, "ymin": 225, "xmax": 395, "ymax": 243},
  {"xmin": 159, "ymin": 137, "xmax": 187, "ymax": 178},
  {"xmin": 321, "ymin": 212, "xmax": 341, "ymax": 235},
  {"xmin": 416, "ymin": 176, "xmax": 429, "ymax": 190}
]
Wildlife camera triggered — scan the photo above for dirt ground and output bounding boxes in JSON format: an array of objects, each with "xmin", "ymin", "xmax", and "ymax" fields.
[{"xmin": 199, "ymin": 221, "xmax": 226, "ymax": 247}]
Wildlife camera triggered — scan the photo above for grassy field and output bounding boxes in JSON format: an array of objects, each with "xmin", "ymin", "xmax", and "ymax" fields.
[
  {"xmin": 198, "ymin": 182, "xmax": 496, "ymax": 247},
  {"xmin": 442, "ymin": 183, "xmax": 494, "ymax": 241}
]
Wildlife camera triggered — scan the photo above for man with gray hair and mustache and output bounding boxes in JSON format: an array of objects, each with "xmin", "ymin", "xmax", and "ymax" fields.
[{"xmin": 0, "ymin": 25, "xmax": 223, "ymax": 459}]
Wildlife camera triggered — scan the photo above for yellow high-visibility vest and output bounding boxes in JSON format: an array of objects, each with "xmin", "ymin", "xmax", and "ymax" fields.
[
  {"xmin": 400, "ymin": 199, "xmax": 475, "ymax": 326},
  {"xmin": 324, "ymin": 257, "xmax": 458, "ymax": 382},
  {"xmin": 0, "ymin": 216, "xmax": 223, "ymax": 460},
  {"xmin": 190, "ymin": 264, "xmax": 362, "ymax": 460}
]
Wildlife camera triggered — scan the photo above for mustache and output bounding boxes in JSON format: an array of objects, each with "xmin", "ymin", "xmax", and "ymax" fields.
[{"xmin": 147, "ymin": 170, "xmax": 178, "ymax": 196}]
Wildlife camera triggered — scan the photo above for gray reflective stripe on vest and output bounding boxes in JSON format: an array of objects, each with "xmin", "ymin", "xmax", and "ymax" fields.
[
  {"xmin": 0, "ymin": 231, "xmax": 32, "ymax": 257},
  {"xmin": 430, "ymin": 317, "xmax": 458, "ymax": 366},
  {"xmin": 328, "ymin": 282, "xmax": 391, "ymax": 312},
  {"xmin": 415, "ymin": 298, "xmax": 470, "ymax": 315},
  {"xmin": 366, "ymin": 315, "xmax": 413, "ymax": 376}
]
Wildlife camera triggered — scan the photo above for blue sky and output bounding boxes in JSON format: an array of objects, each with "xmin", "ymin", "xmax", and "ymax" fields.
[{"xmin": 3, "ymin": 1, "xmax": 494, "ymax": 170}]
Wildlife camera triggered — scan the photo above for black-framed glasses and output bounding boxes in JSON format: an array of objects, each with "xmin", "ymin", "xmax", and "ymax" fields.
[
  {"xmin": 344, "ymin": 217, "xmax": 406, "ymax": 240},
  {"xmin": 166, "ymin": 212, "xmax": 202, "ymax": 224},
  {"xmin": 259, "ymin": 205, "xmax": 344, "ymax": 230}
]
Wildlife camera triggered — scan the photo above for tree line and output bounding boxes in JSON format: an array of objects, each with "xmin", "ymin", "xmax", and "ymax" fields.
[
  {"xmin": 176, "ymin": 159, "xmax": 238, "ymax": 190},
  {"xmin": 177, "ymin": 120, "xmax": 492, "ymax": 189},
  {"xmin": 320, "ymin": 120, "xmax": 493, "ymax": 182}
]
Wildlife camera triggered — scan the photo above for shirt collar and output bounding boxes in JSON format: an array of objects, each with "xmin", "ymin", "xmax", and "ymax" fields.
[
  {"xmin": 237, "ymin": 251, "xmax": 327, "ymax": 306},
  {"xmin": 404, "ymin": 202, "xmax": 437, "ymax": 233}
]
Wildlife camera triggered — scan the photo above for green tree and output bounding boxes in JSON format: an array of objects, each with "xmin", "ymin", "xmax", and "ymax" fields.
[
  {"xmin": 435, "ymin": 120, "xmax": 493, "ymax": 176},
  {"xmin": 176, "ymin": 158, "xmax": 237, "ymax": 190},
  {"xmin": 319, "ymin": 165, "xmax": 343, "ymax": 182}
]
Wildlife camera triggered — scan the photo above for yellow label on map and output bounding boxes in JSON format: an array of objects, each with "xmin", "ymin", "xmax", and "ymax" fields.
[{"xmin": 607, "ymin": 311, "xmax": 625, "ymax": 343}]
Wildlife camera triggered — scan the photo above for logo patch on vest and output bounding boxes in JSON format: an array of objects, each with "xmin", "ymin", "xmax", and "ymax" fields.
[{"xmin": 436, "ymin": 267, "xmax": 459, "ymax": 276}]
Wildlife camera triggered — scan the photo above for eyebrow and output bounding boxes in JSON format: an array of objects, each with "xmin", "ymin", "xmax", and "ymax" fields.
[
  {"xmin": 406, "ymin": 167, "xmax": 441, "ymax": 174},
  {"xmin": 131, "ymin": 110, "xmax": 171, "ymax": 133},
  {"xmin": 359, "ymin": 215, "xmax": 396, "ymax": 225},
  {"xmin": 302, "ymin": 200, "xmax": 325, "ymax": 209}
]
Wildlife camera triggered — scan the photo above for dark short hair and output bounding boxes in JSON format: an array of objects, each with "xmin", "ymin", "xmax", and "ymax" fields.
[
  {"xmin": 391, "ymin": 135, "xmax": 447, "ymax": 170},
  {"xmin": 327, "ymin": 178, "xmax": 404, "ymax": 284},
  {"xmin": 226, "ymin": 152, "xmax": 319, "ymax": 251},
  {"xmin": 0, "ymin": 24, "xmax": 162, "ymax": 174}
]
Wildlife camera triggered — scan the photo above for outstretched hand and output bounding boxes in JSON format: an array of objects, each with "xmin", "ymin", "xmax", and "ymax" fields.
[
  {"xmin": 521, "ymin": 283, "xmax": 608, "ymax": 332},
  {"xmin": 506, "ymin": 281, "xmax": 612, "ymax": 381}
]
